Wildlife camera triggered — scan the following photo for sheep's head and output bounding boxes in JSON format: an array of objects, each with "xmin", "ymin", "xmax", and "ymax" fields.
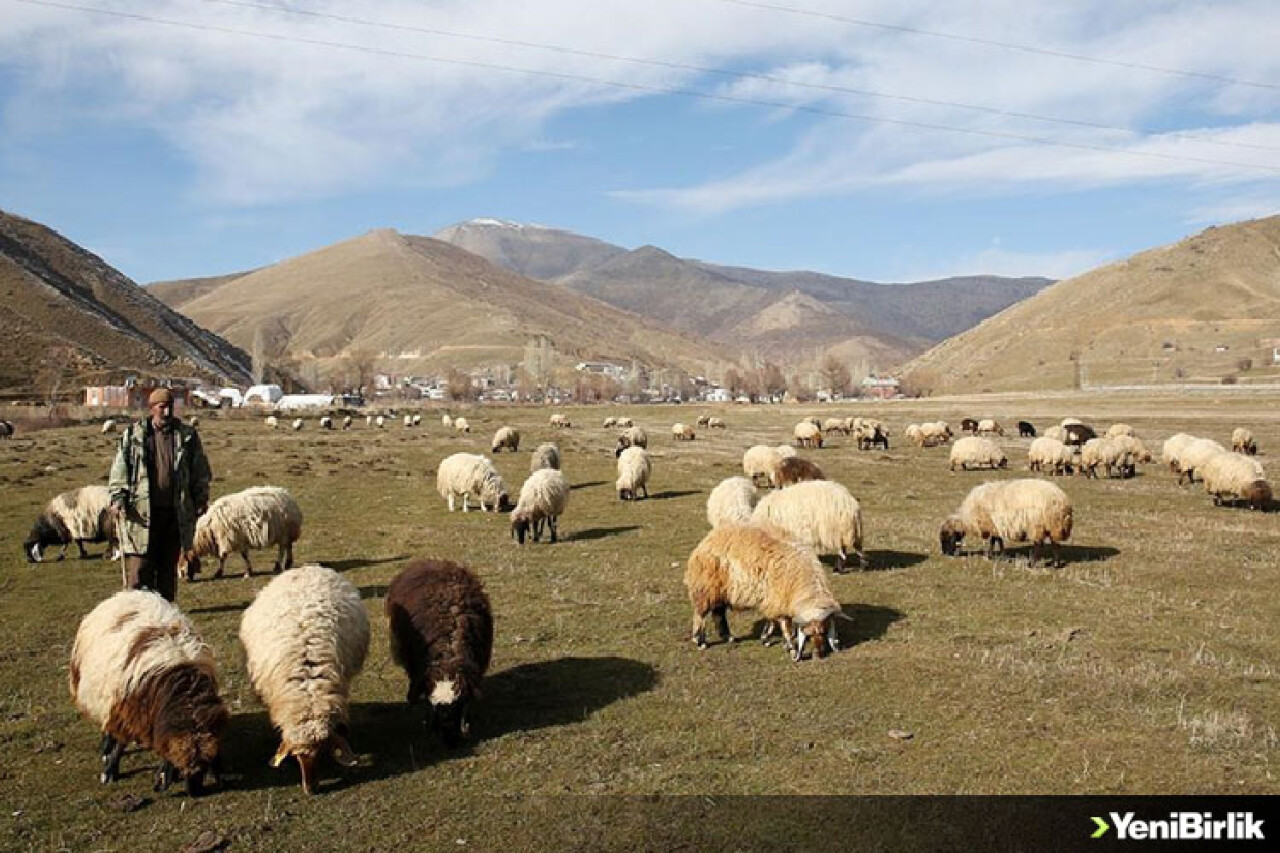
[
  {"xmin": 427, "ymin": 678, "xmax": 475, "ymax": 747},
  {"xmin": 24, "ymin": 514, "xmax": 67, "ymax": 563},
  {"xmin": 1243, "ymin": 480, "xmax": 1273, "ymax": 511},
  {"xmin": 151, "ymin": 669, "xmax": 228, "ymax": 796},
  {"xmin": 939, "ymin": 516, "xmax": 966, "ymax": 556},
  {"xmin": 177, "ymin": 550, "xmax": 202, "ymax": 581},
  {"xmin": 272, "ymin": 725, "xmax": 358, "ymax": 795},
  {"xmin": 511, "ymin": 510, "xmax": 532, "ymax": 544}
]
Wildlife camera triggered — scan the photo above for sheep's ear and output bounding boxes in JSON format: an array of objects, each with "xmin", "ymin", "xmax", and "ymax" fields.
[
  {"xmin": 834, "ymin": 610, "xmax": 855, "ymax": 622},
  {"xmin": 270, "ymin": 742, "xmax": 291, "ymax": 768}
]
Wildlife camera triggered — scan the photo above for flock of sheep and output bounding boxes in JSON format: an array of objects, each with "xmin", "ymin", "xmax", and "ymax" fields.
[{"xmin": 21, "ymin": 405, "xmax": 1272, "ymax": 798}]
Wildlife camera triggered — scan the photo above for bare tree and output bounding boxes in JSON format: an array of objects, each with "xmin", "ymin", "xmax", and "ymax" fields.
[
  {"xmin": 345, "ymin": 349, "xmax": 378, "ymax": 397},
  {"xmin": 819, "ymin": 354, "xmax": 852, "ymax": 397}
]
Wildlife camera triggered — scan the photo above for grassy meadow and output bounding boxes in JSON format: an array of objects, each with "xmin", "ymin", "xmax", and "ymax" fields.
[{"xmin": 1, "ymin": 396, "xmax": 1278, "ymax": 850}]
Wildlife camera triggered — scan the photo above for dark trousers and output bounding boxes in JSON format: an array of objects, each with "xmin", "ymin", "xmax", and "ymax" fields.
[{"xmin": 125, "ymin": 507, "xmax": 180, "ymax": 602}]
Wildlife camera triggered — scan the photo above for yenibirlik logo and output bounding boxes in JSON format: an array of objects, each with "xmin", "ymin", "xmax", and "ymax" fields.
[{"xmin": 1091, "ymin": 812, "xmax": 1265, "ymax": 841}]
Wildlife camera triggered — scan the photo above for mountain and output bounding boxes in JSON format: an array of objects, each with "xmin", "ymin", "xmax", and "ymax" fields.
[
  {"xmin": 900, "ymin": 216, "xmax": 1280, "ymax": 394},
  {"xmin": 431, "ymin": 218, "xmax": 1050, "ymax": 370},
  {"xmin": 170, "ymin": 229, "xmax": 731, "ymax": 378},
  {"xmin": 0, "ymin": 210, "xmax": 250, "ymax": 394},
  {"xmin": 148, "ymin": 271, "xmax": 255, "ymax": 310}
]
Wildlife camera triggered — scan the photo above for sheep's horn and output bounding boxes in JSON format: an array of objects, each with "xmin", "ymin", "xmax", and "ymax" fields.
[
  {"xmin": 825, "ymin": 620, "xmax": 840, "ymax": 652},
  {"xmin": 793, "ymin": 630, "xmax": 807, "ymax": 662},
  {"xmin": 331, "ymin": 734, "xmax": 359, "ymax": 768},
  {"xmin": 270, "ymin": 743, "xmax": 291, "ymax": 768}
]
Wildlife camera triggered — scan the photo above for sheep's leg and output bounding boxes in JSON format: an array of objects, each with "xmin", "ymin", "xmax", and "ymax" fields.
[
  {"xmin": 274, "ymin": 542, "xmax": 285, "ymax": 574},
  {"xmin": 759, "ymin": 620, "xmax": 777, "ymax": 646},
  {"xmin": 447, "ymin": 494, "xmax": 456, "ymax": 512},
  {"xmin": 214, "ymin": 553, "xmax": 226, "ymax": 579},
  {"xmin": 241, "ymin": 550, "xmax": 253, "ymax": 578},
  {"xmin": 777, "ymin": 617, "xmax": 796, "ymax": 655},
  {"xmin": 714, "ymin": 606, "xmax": 734, "ymax": 643},
  {"xmin": 76, "ymin": 539, "xmax": 90, "ymax": 559},
  {"xmin": 548, "ymin": 517, "xmax": 558, "ymax": 544},
  {"xmin": 101, "ymin": 735, "xmax": 125, "ymax": 784},
  {"xmin": 462, "ymin": 494, "xmax": 470, "ymax": 513},
  {"xmin": 58, "ymin": 543, "xmax": 68, "ymax": 561},
  {"xmin": 285, "ymin": 541, "xmax": 294, "ymax": 570},
  {"xmin": 691, "ymin": 610, "xmax": 709, "ymax": 649},
  {"xmin": 640, "ymin": 484, "xmax": 648, "ymax": 500}
]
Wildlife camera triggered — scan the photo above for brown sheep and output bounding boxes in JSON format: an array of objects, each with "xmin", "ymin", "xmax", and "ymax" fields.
[{"xmin": 769, "ymin": 456, "xmax": 827, "ymax": 489}]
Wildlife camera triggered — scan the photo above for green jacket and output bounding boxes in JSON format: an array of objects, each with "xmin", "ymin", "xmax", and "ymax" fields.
[{"xmin": 108, "ymin": 418, "xmax": 212, "ymax": 556}]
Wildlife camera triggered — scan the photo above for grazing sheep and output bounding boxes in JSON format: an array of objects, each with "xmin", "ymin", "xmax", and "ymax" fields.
[
  {"xmin": 685, "ymin": 524, "xmax": 843, "ymax": 661},
  {"xmin": 0, "ymin": 418, "xmax": 13, "ymax": 439},
  {"xmin": 803, "ymin": 416, "xmax": 822, "ymax": 429},
  {"xmin": 385, "ymin": 559, "xmax": 493, "ymax": 746},
  {"xmin": 793, "ymin": 421, "xmax": 823, "ymax": 449},
  {"xmin": 529, "ymin": 442, "xmax": 561, "ymax": 473},
  {"xmin": 412, "ymin": 414, "xmax": 422, "ymax": 427},
  {"xmin": 905, "ymin": 424, "xmax": 923, "ymax": 446},
  {"xmin": 186, "ymin": 416, "xmax": 198, "ymax": 428},
  {"xmin": 1060, "ymin": 417, "xmax": 1084, "ymax": 428},
  {"xmin": 822, "ymin": 417, "xmax": 848, "ymax": 435},
  {"xmin": 706, "ymin": 477, "xmax": 759, "ymax": 528},
  {"xmin": 510, "ymin": 468, "xmax": 570, "ymax": 544},
  {"xmin": 454, "ymin": 417, "xmax": 471, "ymax": 434},
  {"xmin": 696, "ymin": 415, "xmax": 711, "ymax": 428},
  {"xmin": 1043, "ymin": 425, "xmax": 1067, "ymax": 443},
  {"xmin": 291, "ymin": 418, "xmax": 303, "ymax": 431},
  {"xmin": 939, "ymin": 479, "xmax": 1073, "ymax": 566},
  {"xmin": 375, "ymin": 415, "xmax": 386, "ymax": 429},
  {"xmin": 1200, "ymin": 453, "xmax": 1270, "ymax": 510},
  {"xmin": 101, "ymin": 419, "xmax": 117, "ymax": 434},
  {"xmin": 1027, "ymin": 437, "xmax": 1075, "ymax": 476},
  {"xmin": 70, "ymin": 590, "xmax": 228, "ymax": 795},
  {"xmin": 672, "ymin": 423, "xmax": 696, "ymax": 441},
  {"xmin": 24, "ymin": 484, "xmax": 118, "ymax": 563},
  {"xmin": 1018, "ymin": 420, "xmax": 1036, "ymax": 438},
  {"xmin": 1162, "ymin": 433, "xmax": 1195, "ymax": 474},
  {"xmin": 1111, "ymin": 434, "xmax": 1153, "ymax": 465},
  {"xmin": 615, "ymin": 417, "xmax": 634, "ymax": 428},
  {"xmin": 549, "ymin": 414, "xmax": 571, "ymax": 429},
  {"xmin": 707, "ymin": 416, "xmax": 726, "ymax": 429},
  {"xmin": 266, "ymin": 416, "xmax": 279, "ymax": 429},
  {"xmin": 960, "ymin": 418, "xmax": 979, "ymax": 434},
  {"xmin": 616, "ymin": 446, "xmax": 651, "ymax": 501},
  {"xmin": 366, "ymin": 414, "xmax": 373, "ymax": 427},
  {"xmin": 1063, "ymin": 423, "xmax": 1096, "ymax": 447},
  {"xmin": 436, "ymin": 453, "xmax": 509, "ymax": 512},
  {"xmin": 949, "ymin": 436, "xmax": 1008, "ymax": 472},
  {"xmin": 442, "ymin": 414, "xmax": 454, "ymax": 429},
  {"xmin": 342, "ymin": 415, "xmax": 353, "ymax": 430},
  {"xmin": 1232, "ymin": 427, "xmax": 1257, "ymax": 455},
  {"xmin": 1105, "ymin": 423, "xmax": 1136, "ymax": 438},
  {"xmin": 179, "ymin": 486, "xmax": 303, "ymax": 580},
  {"xmin": 854, "ymin": 420, "xmax": 889, "ymax": 450},
  {"xmin": 603, "ymin": 416, "xmax": 619, "ymax": 428},
  {"xmin": 615, "ymin": 426, "xmax": 649, "ymax": 457},
  {"xmin": 1178, "ymin": 438, "xmax": 1227, "ymax": 484},
  {"xmin": 752, "ymin": 479, "xmax": 863, "ymax": 572},
  {"xmin": 743, "ymin": 444, "xmax": 784, "ymax": 487},
  {"xmin": 404, "ymin": 414, "xmax": 413, "ymax": 428},
  {"xmin": 769, "ymin": 456, "xmax": 826, "ymax": 489},
  {"xmin": 240, "ymin": 566, "xmax": 368, "ymax": 794},
  {"xmin": 491, "ymin": 426, "xmax": 520, "ymax": 453},
  {"xmin": 919, "ymin": 421, "xmax": 953, "ymax": 447},
  {"xmin": 320, "ymin": 416, "xmax": 333, "ymax": 430},
  {"xmin": 976, "ymin": 418, "xmax": 1005, "ymax": 437},
  {"xmin": 1079, "ymin": 438, "xmax": 1135, "ymax": 479}
]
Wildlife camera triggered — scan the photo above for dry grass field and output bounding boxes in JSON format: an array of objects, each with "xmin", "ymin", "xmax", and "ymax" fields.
[{"xmin": 2, "ymin": 396, "xmax": 1278, "ymax": 850}]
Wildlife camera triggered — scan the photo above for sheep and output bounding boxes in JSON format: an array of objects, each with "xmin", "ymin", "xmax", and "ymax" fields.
[
  {"xmin": 822, "ymin": 417, "xmax": 848, "ymax": 435},
  {"xmin": 491, "ymin": 426, "xmax": 520, "ymax": 453},
  {"xmin": 529, "ymin": 442, "xmax": 561, "ymax": 473},
  {"xmin": 412, "ymin": 414, "xmax": 422, "ymax": 427},
  {"xmin": 292, "ymin": 418, "xmax": 303, "ymax": 431},
  {"xmin": 919, "ymin": 421, "xmax": 953, "ymax": 447},
  {"xmin": 1162, "ymin": 433, "xmax": 1195, "ymax": 475},
  {"xmin": 510, "ymin": 468, "xmax": 570, "ymax": 544},
  {"xmin": 366, "ymin": 414, "xmax": 374, "ymax": 427},
  {"xmin": 1178, "ymin": 438, "xmax": 1227, "ymax": 485},
  {"xmin": 70, "ymin": 590, "xmax": 228, "ymax": 795},
  {"xmin": 752, "ymin": 479, "xmax": 863, "ymax": 572},
  {"xmin": 101, "ymin": 419, "xmax": 117, "ymax": 434},
  {"xmin": 1027, "ymin": 437, "xmax": 1074, "ymax": 476},
  {"xmin": 240, "ymin": 565, "xmax": 368, "ymax": 794},
  {"xmin": 0, "ymin": 418, "xmax": 13, "ymax": 439},
  {"xmin": 385, "ymin": 559, "xmax": 493, "ymax": 746},
  {"xmin": 375, "ymin": 415, "xmax": 386, "ymax": 429},
  {"xmin": 939, "ymin": 479, "xmax": 1073, "ymax": 566},
  {"xmin": 706, "ymin": 477, "xmax": 759, "ymax": 528},
  {"xmin": 1018, "ymin": 420, "xmax": 1037, "ymax": 438},
  {"xmin": 616, "ymin": 446, "xmax": 651, "ymax": 501},
  {"xmin": 743, "ymin": 444, "xmax": 784, "ymax": 487},
  {"xmin": 672, "ymin": 422, "xmax": 696, "ymax": 441},
  {"xmin": 603, "ymin": 416, "xmax": 619, "ymax": 428},
  {"xmin": 1043, "ymin": 425, "xmax": 1067, "ymax": 443},
  {"xmin": 266, "ymin": 416, "xmax": 279, "ymax": 429},
  {"xmin": 1111, "ymin": 434, "xmax": 1153, "ymax": 465},
  {"xmin": 614, "ymin": 417, "xmax": 634, "ymax": 428},
  {"xmin": 696, "ymin": 415, "xmax": 711, "ymax": 428},
  {"xmin": 403, "ymin": 414, "xmax": 413, "ymax": 428},
  {"xmin": 707, "ymin": 416, "xmax": 726, "ymax": 430},
  {"xmin": 960, "ymin": 418, "xmax": 979, "ymax": 434},
  {"xmin": 342, "ymin": 415, "xmax": 353, "ymax": 430},
  {"xmin": 976, "ymin": 418, "xmax": 1005, "ymax": 437},
  {"xmin": 550, "ymin": 413, "xmax": 571, "ymax": 429},
  {"xmin": 24, "ymin": 484, "xmax": 118, "ymax": 563},
  {"xmin": 1232, "ymin": 427, "xmax": 1257, "ymax": 455},
  {"xmin": 442, "ymin": 414, "xmax": 453, "ymax": 429},
  {"xmin": 615, "ymin": 426, "xmax": 649, "ymax": 457},
  {"xmin": 436, "ymin": 453, "xmax": 509, "ymax": 512},
  {"xmin": 187, "ymin": 416, "xmax": 199, "ymax": 428},
  {"xmin": 855, "ymin": 420, "xmax": 889, "ymax": 450},
  {"xmin": 1200, "ymin": 453, "xmax": 1270, "ymax": 510},
  {"xmin": 1063, "ymin": 423, "xmax": 1096, "ymax": 447},
  {"xmin": 178, "ymin": 486, "xmax": 303, "ymax": 581},
  {"xmin": 1105, "ymin": 423, "xmax": 1136, "ymax": 438},
  {"xmin": 1060, "ymin": 417, "xmax": 1084, "ymax": 428},
  {"xmin": 949, "ymin": 436, "xmax": 1008, "ymax": 472},
  {"xmin": 1079, "ymin": 438, "xmax": 1136, "ymax": 479},
  {"xmin": 905, "ymin": 424, "xmax": 923, "ymax": 446},
  {"xmin": 454, "ymin": 416, "xmax": 471, "ymax": 433},
  {"xmin": 685, "ymin": 524, "xmax": 843, "ymax": 661},
  {"xmin": 803, "ymin": 416, "xmax": 822, "ymax": 428},
  {"xmin": 769, "ymin": 456, "xmax": 826, "ymax": 489},
  {"xmin": 793, "ymin": 421, "xmax": 823, "ymax": 449},
  {"xmin": 320, "ymin": 416, "xmax": 333, "ymax": 430}
]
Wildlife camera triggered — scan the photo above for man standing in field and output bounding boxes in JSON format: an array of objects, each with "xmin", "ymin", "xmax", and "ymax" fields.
[{"xmin": 108, "ymin": 387, "xmax": 212, "ymax": 601}]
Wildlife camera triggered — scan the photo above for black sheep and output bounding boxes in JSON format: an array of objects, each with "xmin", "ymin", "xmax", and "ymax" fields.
[
  {"xmin": 385, "ymin": 559, "xmax": 493, "ymax": 747},
  {"xmin": 1018, "ymin": 420, "xmax": 1037, "ymax": 438}
]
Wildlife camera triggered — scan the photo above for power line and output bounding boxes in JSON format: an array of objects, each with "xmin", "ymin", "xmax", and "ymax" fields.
[
  {"xmin": 10, "ymin": 0, "xmax": 1280, "ymax": 175},
  {"xmin": 715, "ymin": 0, "xmax": 1280, "ymax": 92},
  {"xmin": 187, "ymin": 0, "xmax": 1280, "ymax": 154}
]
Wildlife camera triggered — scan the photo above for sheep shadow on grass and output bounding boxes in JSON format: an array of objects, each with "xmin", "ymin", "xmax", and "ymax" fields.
[
  {"xmin": 742, "ymin": 603, "xmax": 904, "ymax": 653},
  {"xmin": 563, "ymin": 525, "xmax": 641, "ymax": 542},
  {"xmin": 645, "ymin": 489, "xmax": 700, "ymax": 500},
  {"xmin": 324, "ymin": 554, "xmax": 410, "ymax": 572},
  {"xmin": 854, "ymin": 549, "xmax": 929, "ymax": 572},
  {"xmin": 569, "ymin": 480, "xmax": 608, "ymax": 491},
  {"xmin": 480, "ymin": 656, "xmax": 659, "ymax": 739}
]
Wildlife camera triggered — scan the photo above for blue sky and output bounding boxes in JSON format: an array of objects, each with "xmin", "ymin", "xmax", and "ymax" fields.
[{"xmin": 1, "ymin": 0, "xmax": 1277, "ymax": 285}]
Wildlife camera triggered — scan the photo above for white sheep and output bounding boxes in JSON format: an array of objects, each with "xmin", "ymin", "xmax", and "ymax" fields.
[
  {"xmin": 616, "ymin": 446, "xmax": 651, "ymax": 501},
  {"xmin": 685, "ymin": 524, "xmax": 843, "ymax": 661},
  {"xmin": 291, "ymin": 418, "xmax": 303, "ymax": 431},
  {"xmin": 436, "ymin": 453, "xmax": 509, "ymax": 512},
  {"xmin": 188, "ymin": 415, "xmax": 200, "ymax": 428},
  {"xmin": 615, "ymin": 426, "xmax": 648, "ymax": 455},
  {"xmin": 1178, "ymin": 438, "xmax": 1227, "ymax": 484},
  {"xmin": 179, "ymin": 486, "xmax": 303, "ymax": 580},
  {"xmin": 319, "ymin": 415, "xmax": 333, "ymax": 430},
  {"xmin": 707, "ymin": 417, "xmax": 726, "ymax": 429},
  {"xmin": 614, "ymin": 417, "xmax": 634, "ymax": 428},
  {"xmin": 1162, "ymin": 433, "xmax": 1195, "ymax": 475},
  {"xmin": 239, "ymin": 565, "xmax": 368, "ymax": 794},
  {"xmin": 743, "ymin": 445, "xmax": 783, "ymax": 487},
  {"xmin": 550, "ymin": 413, "xmax": 571, "ymax": 429},
  {"xmin": 529, "ymin": 442, "xmax": 561, "ymax": 473},
  {"xmin": 672, "ymin": 422, "xmax": 696, "ymax": 441},
  {"xmin": 1111, "ymin": 434, "xmax": 1153, "ymax": 464},
  {"xmin": 454, "ymin": 417, "xmax": 471, "ymax": 433},
  {"xmin": 751, "ymin": 479, "xmax": 863, "ymax": 571},
  {"xmin": 491, "ymin": 426, "xmax": 520, "ymax": 453},
  {"xmin": 442, "ymin": 414, "xmax": 453, "ymax": 429},
  {"xmin": 1105, "ymin": 423, "xmax": 1136, "ymax": 438},
  {"xmin": 1200, "ymin": 453, "xmax": 1270, "ymax": 510},
  {"xmin": 918, "ymin": 421, "xmax": 952, "ymax": 447},
  {"xmin": 976, "ymin": 418, "xmax": 1004, "ymax": 437},
  {"xmin": 510, "ymin": 468, "xmax": 570, "ymax": 544},
  {"xmin": 705, "ymin": 476, "xmax": 759, "ymax": 528},
  {"xmin": 1043, "ymin": 425, "xmax": 1067, "ymax": 443},
  {"xmin": 821, "ymin": 417, "xmax": 848, "ymax": 435},
  {"xmin": 266, "ymin": 416, "xmax": 279, "ymax": 429},
  {"xmin": 1027, "ymin": 437, "xmax": 1074, "ymax": 476},
  {"xmin": 376, "ymin": 415, "xmax": 386, "ymax": 429},
  {"xmin": 412, "ymin": 414, "xmax": 422, "ymax": 427},
  {"xmin": 904, "ymin": 423, "xmax": 924, "ymax": 447},
  {"xmin": 793, "ymin": 421, "xmax": 823, "ymax": 449},
  {"xmin": 342, "ymin": 415, "xmax": 352, "ymax": 430},
  {"xmin": 365, "ymin": 414, "xmax": 373, "ymax": 427},
  {"xmin": 403, "ymin": 414, "xmax": 413, "ymax": 428},
  {"xmin": 70, "ymin": 590, "xmax": 228, "ymax": 794},
  {"xmin": 1232, "ymin": 427, "xmax": 1257, "ymax": 455},
  {"xmin": 939, "ymin": 479, "xmax": 1073, "ymax": 566},
  {"xmin": 949, "ymin": 436, "xmax": 1008, "ymax": 471},
  {"xmin": 24, "ymin": 484, "xmax": 117, "ymax": 563},
  {"xmin": 101, "ymin": 419, "xmax": 117, "ymax": 434},
  {"xmin": 1079, "ymin": 438, "xmax": 1136, "ymax": 480},
  {"xmin": 603, "ymin": 416, "xmax": 618, "ymax": 428}
]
